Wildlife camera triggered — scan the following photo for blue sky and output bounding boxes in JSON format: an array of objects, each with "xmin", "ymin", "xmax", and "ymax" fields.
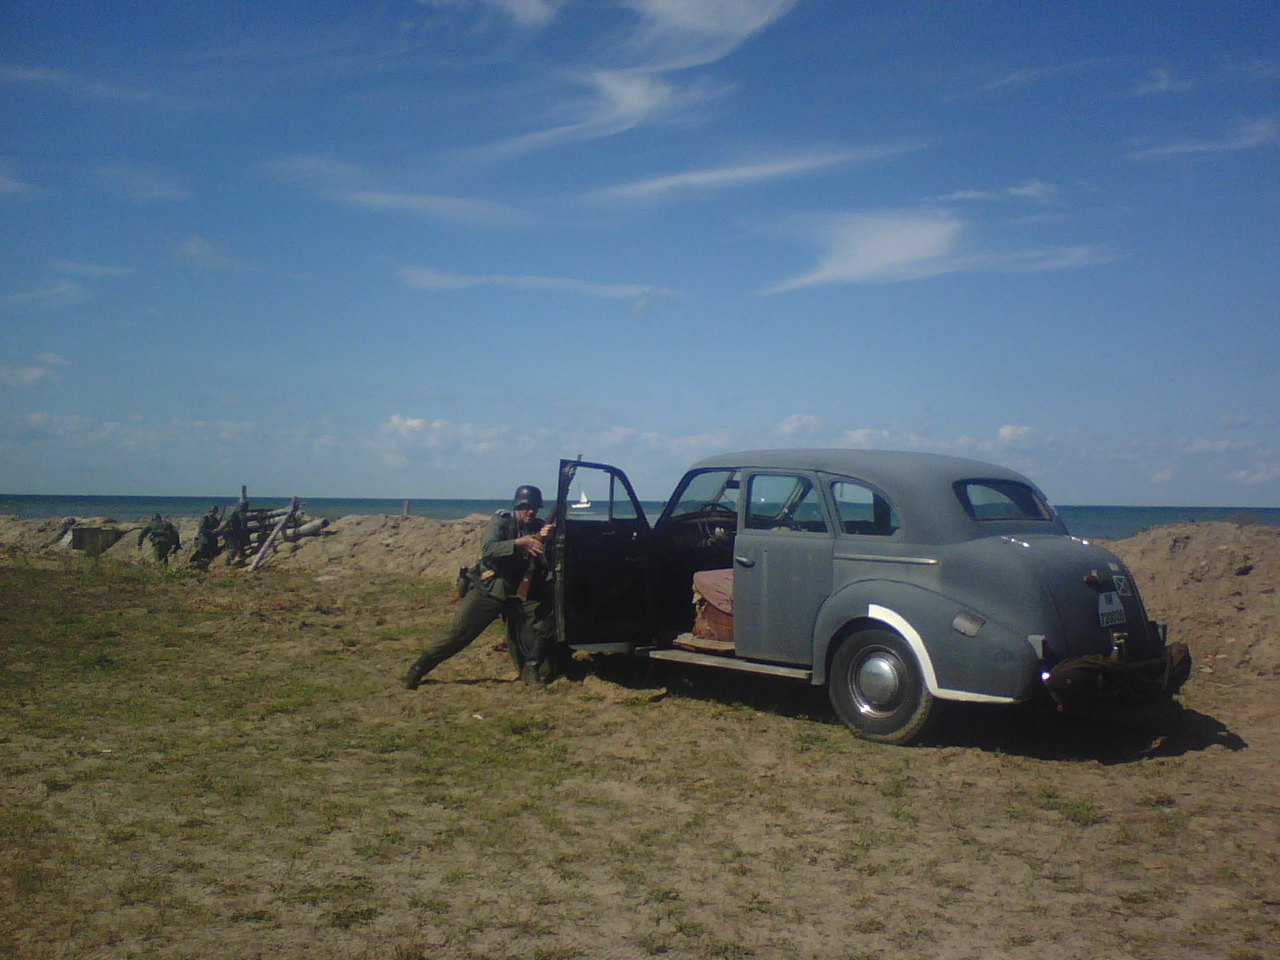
[{"xmin": 2, "ymin": 1, "xmax": 1277, "ymax": 506}]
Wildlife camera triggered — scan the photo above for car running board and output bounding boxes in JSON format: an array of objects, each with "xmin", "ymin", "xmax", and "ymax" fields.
[{"xmin": 637, "ymin": 646, "xmax": 812, "ymax": 681}]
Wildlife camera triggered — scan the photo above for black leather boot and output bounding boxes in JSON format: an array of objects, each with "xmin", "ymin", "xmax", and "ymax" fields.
[{"xmin": 403, "ymin": 657, "xmax": 433, "ymax": 690}]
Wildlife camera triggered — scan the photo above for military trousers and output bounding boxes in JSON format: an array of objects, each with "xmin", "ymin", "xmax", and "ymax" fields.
[{"xmin": 409, "ymin": 584, "xmax": 553, "ymax": 681}]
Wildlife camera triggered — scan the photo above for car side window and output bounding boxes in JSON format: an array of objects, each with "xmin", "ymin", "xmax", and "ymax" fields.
[
  {"xmin": 746, "ymin": 474, "xmax": 828, "ymax": 533},
  {"xmin": 833, "ymin": 481, "xmax": 899, "ymax": 536},
  {"xmin": 565, "ymin": 464, "xmax": 641, "ymax": 520}
]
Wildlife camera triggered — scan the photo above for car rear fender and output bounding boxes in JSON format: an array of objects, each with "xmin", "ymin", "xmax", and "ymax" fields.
[{"xmin": 812, "ymin": 580, "xmax": 1041, "ymax": 703}]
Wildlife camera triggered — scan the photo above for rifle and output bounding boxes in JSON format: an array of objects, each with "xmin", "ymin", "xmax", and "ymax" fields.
[{"xmin": 516, "ymin": 504, "xmax": 558, "ymax": 600}]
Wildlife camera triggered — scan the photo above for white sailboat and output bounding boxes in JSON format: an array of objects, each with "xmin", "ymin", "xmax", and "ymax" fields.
[{"xmin": 571, "ymin": 488, "xmax": 591, "ymax": 509}]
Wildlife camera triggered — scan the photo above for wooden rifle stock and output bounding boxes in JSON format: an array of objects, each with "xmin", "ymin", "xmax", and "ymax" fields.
[{"xmin": 516, "ymin": 505, "xmax": 557, "ymax": 600}]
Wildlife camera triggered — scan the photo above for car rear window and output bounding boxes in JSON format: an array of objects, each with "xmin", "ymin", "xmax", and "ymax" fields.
[{"xmin": 955, "ymin": 479, "xmax": 1052, "ymax": 522}]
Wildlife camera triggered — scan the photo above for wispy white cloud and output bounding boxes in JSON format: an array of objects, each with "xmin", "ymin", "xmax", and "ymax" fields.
[
  {"xmin": 0, "ymin": 410, "xmax": 262, "ymax": 459},
  {"xmin": 381, "ymin": 414, "xmax": 511, "ymax": 450},
  {"xmin": 766, "ymin": 210, "xmax": 964, "ymax": 292},
  {"xmin": 1177, "ymin": 435, "xmax": 1259, "ymax": 456},
  {"xmin": 637, "ymin": 428, "xmax": 732, "ymax": 459},
  {"xmin": 1009, "ymin": 181, "xmax": 1059, "ymax": 201},
  {"xmin": 778, "ymin": 414, "xmax": 821, "ymax": 437},
  {"xmin": 837, "ymin": 426, "xmax": 982, "ymax": 453},
  {"xmin": 414, "ymin": 0, "xmax": 563, "ymax": 29},
  {"xmin": 1132, "ymin": 67, "xmax": 1194, "ymax": 96},
  {"xmin": 932, "ymin": 179, "xmax": 1060, "ymax": 204},
  {"xmin": 594, "ymin": 145, "xmax": 915, "ymax": 200},
  {"xmin": 486, "ymin": 0, "xmax": 562, "ymax": 28},
  {"xmin": 1, "ymin": 352, "xmax": 69, "ymax": 388},
  {"xmin": 261, "ymin": 154, "xmax": 365, "ymax": 188},
  {"xmin": 840, "ymin": 427, "xmax": 897, "ymax": 449},
  {"xmin": 1244, "ymin": 60, "xmax": 1280, "ymax": 81},
  {"xmin": 946, "ymin": 60, "xmax": 1096, "ymax": 101},
  {"xmin": 473, "ymin": 1, "xmax": 797, "ymax": 156},
  {"xmin": 0, "ymin": 160, "xmax": 32, "ymax": 195},
  {"xmin": 330, "ymin": 189, "xmax": 529, "ymax": 227},
  {"xmin": 173, "ymin": 236, "xmax": 245, "ymax": 271},
  {"xmin": 1171, "ymin": 431, "xmax": 1280, "ymax": 488},
  {"xmin": 587, "ymin": 426, "xmax": 639, "ymax": 447},
  {"xmin": 400, "ymin": 265, "xmax": 675, "ymax": 300},
  {"xmin": 765, "ymin": 209, "xmax": 1117, "ymax": 293},
  {"xmin": 97, "ymin": 162, "xmax": 188, "ymax": 202},
  {"xmin": 4, "ymin": 280, "xmax": 84, "ymax": 307},
  {"xmin": 3, "ymin": 411, "xmax": 95, "ymax": 437},
  {"xmin": 1127, "ymin": 117, "xmax": 1278, "ymax": 159},
  {"xmin": 619, "ymin": 0, "xmax": 799, "ymax": 71},
  {"xmin": 372, "ymin": 410, "xmax": 730, "ymax": 486},
  {"xmin": 483, "ymin": 69, "xmax": 683, "ymax": 157},
  {"xmin": 494, "ymin": 0, "xmax": 562, "ymax": 28},
  {"xmin": 0, "ymin": 62, "xmax": 158, "ymax": 103},
  {"xmin": 980, "ymin": 244, "xmax": 1121, "ymax": 274},
  {"xmin": 263, "ymin": 154, "xmax": 526, "ymax": 227},
  {"xmin": 1230, "ymin": 461, "xmax": 1280, "ymax": 485},
  {"xmin": 374, "ymin": 413, "xmax": 535, "ymax": 470},
  {"xmin": 51, "ymin": 260, "xmax": 135, "ymax": 278},
  {"xmin": 998, "ymin": 424, "xmax": 1035, "ymax": 449},
  {"xmin": 842, "ymin": 426, "xmax": 1039, "ymax": 457}
]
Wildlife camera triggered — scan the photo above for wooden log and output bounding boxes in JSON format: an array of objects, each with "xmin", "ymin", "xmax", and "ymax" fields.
[
  {"xmin": 284, "ymin": 518, "xmax": 329, "ymax": 540},
  {"xmin": 247, "ymin": 497, "xmax": 300, "ymax": 573}
]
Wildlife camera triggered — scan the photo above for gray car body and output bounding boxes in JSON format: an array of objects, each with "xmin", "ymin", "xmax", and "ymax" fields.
[{"xmin": 554, "ymin": 449, "xmax": 1165, "ymax": 706}]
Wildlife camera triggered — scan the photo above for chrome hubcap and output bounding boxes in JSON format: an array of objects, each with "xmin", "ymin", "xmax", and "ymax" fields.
[{"xmin": 853, "ymin": 650, "xmax": 905, "ymax": 716}]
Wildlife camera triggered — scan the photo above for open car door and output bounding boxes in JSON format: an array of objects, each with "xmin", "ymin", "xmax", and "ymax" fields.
[{"xmin": 554, "ymin": 459, "xmax": 653, "ymax": 652}]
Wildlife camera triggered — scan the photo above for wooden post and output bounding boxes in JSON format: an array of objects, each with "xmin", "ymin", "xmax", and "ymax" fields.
[{"xmin": 248, "ymin": 497, "xmax": 299, "ymax": 573}]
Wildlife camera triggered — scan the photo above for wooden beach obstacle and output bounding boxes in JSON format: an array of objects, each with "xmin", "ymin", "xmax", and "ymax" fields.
[{"xmin": 228, "ymin": 488, "xmax": 330, "ymax": 572}]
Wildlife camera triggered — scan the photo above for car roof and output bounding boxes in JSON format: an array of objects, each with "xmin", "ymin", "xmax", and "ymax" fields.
[{"xmin": 685, "ymin": 448, "xmax": 1066, "ymax": 543}]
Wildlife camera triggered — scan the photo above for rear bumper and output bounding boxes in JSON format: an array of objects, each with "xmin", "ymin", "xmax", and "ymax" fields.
[{"xmin": 1043, "ymin": 641, "xmax": 1191, "ymax": 706}]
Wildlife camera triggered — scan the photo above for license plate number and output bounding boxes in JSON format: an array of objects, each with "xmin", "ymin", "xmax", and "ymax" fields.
[{"xmin": 1098, "ymin": 591, "xmax": 1126, "ymax": 626}]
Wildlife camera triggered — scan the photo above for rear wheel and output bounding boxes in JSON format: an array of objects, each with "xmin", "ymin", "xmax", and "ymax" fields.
[{"xmin": 829, "ymin": 628, "xmax": 936, "ymax": 744}]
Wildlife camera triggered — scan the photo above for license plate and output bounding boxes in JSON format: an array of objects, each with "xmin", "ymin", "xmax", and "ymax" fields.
[{"xmin": 1098, "ymin": 591, "xmax": 1126, "ymax": 626}]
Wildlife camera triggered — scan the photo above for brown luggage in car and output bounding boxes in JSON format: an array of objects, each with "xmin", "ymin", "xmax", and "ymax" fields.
[{"xmin": 690, "ymin": 568, "xmax": 735, "ymax": 648}]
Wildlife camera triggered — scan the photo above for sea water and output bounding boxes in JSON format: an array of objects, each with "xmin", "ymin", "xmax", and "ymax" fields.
[{"xmin": 1, "ymin": 493, "xmax": 1277, "ymax": 541}]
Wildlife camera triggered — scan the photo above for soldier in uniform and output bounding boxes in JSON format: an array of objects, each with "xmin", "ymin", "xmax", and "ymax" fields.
[
  {"xmin": 403, "ymin": 484, "xmax": 556, "ymax": 689},
  {"xmin": 137, "ymin": 513, "xmax": 181, "ymax": 563},
  {"xmin": 219, "ymin": 503, "xmax": 248, "ymax": 566},
  {"xmin": 189, "ymin": 505, "xmax": 221, "ymax": 570}
]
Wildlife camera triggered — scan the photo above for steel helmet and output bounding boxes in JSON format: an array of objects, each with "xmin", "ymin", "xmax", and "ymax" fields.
[{"xmin": 512, "ymin": 484, "xmax": 543, "ymax": 510}]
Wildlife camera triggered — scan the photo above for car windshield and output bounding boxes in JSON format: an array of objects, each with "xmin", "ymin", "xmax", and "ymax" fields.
[
  {"xmin": 955, "ymin": 479, "xmax": 1052, "ymax": 521},
  {"xmin": 667, "ymin": 469, "xmax": 739, "ymax": 519}
]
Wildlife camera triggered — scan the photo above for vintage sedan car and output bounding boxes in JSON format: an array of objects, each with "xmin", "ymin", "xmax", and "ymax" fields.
[{"xmin": 551, "ymin": 450, "xmax": 1189, "ymax": 744}]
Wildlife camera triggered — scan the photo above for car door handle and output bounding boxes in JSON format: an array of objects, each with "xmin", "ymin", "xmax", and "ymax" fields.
[{"xmin": 734, "ymin": 556, "xmax": 755, "ymax": 568}]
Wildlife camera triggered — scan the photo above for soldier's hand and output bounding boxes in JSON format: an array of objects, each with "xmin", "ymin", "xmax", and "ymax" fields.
[
  {"xmin": 539, "ymin": 524, "xmax": 554, "ymax": 539},
  {"xmin": 516, "ymin": 535, "xmax": 545, "ymax": 558}
]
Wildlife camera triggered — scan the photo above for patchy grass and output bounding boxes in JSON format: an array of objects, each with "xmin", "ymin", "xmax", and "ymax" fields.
[{"xmin": 1, "ymin": 552, "xmax": 1277, "ymax": 959}]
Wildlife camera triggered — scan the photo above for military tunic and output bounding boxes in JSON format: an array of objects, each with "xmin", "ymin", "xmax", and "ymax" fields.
[
  {"xmin": 404, "ymin": 510, "xmax": 555, "ymax": 686},
  {"xmin": 137, "ymin": 515, "xmax": 181, "ymax": 563},
  {"xmin": 190, "ymin": 509, "xmax": 221, "ymax": 569},
  {"xmin": 221, "ymin": 506, "xmax": 248, "ymax": 565}
]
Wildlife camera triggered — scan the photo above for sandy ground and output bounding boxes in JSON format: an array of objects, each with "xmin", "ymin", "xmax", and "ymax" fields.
[{"xmin": 2, "ymin": 514, "xmax": 1278, "ymax": 958}]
